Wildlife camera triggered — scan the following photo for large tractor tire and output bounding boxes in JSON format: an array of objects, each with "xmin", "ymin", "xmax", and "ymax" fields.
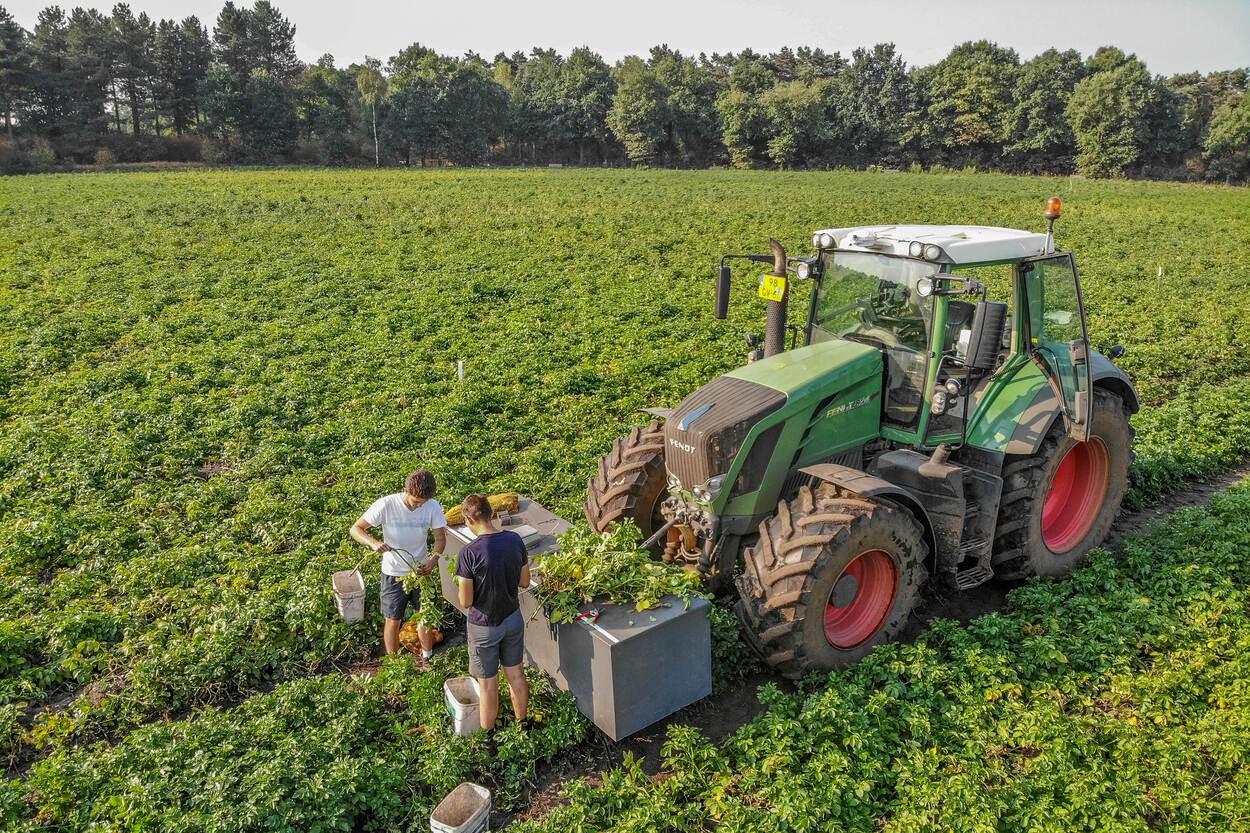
[
  {"xmin": 992, "ymin": 388, "xmax": 1134, "ymax": 579},
  {"xmin": 584, "ymin": 421, "xmax": 667, "ymax": 538},
  {"xmin": 736, "ymin": 483, "xmax": 927, "ymax": 679}
]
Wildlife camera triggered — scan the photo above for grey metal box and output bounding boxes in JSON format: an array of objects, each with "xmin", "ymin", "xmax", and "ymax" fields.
[{"xmin": 437, "ymin": 497, "xmax": 712, "ymax": 740}]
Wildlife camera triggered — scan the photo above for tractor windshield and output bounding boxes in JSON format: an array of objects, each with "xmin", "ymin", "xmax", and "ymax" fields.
[{"xmin": 810, "ymin": 252, "xmax": 936, "ymax": 426}]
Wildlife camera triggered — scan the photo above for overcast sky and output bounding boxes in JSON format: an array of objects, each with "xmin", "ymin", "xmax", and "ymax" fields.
[{"xmin": 7, "ymin": 0, "xmax": 1249, "ymax": 76}]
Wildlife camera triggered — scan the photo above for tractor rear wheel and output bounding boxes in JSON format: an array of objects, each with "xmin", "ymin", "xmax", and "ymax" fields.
[
  {"xmin": 584, "ymin": 421, "xmax": 667, "ymax": 539},
  {"xmin": 736, "ymin": 483, "xmax": 926, "ymax": 679},
  {"xmin": 992, "ymin": 388, "xmax": 1133, "ymax": 579}
]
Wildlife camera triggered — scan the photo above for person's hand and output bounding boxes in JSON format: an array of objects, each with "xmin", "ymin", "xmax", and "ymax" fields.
[
  {"xmin": 373, "ymin": 542, "xmax": 392, "ymax": 554},
  {"xmin": 417, "ymin": 559, "xmax": 437, "ymax": 577}
]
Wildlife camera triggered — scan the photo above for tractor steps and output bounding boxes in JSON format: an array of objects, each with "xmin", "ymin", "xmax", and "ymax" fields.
[{"xmin": 954, "ymin": 565, "xmax": 994, "ymax": 590}]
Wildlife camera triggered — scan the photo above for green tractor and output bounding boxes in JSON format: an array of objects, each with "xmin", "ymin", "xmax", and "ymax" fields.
[{"xmin": 585, "ymin": 199, "xmax": 1138, "ymax": 678}]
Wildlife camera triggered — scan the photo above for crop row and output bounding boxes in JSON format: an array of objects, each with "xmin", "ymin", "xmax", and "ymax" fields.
[
  {"xmin": 1, "ymin": 168, "xmax": 1248, "ymax": 761},
  {"xmin": 515, "ymin": 483, "xmax": 1250, "ymax": 832},
  {"xmin": 2, "ymin": 648, "xmax": 586, "ymax": 832}
]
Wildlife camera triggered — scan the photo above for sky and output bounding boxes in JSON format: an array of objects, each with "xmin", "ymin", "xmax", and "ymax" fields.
[{"xmin": 7, "ymin": 0, "xmax": 1249, "ymax": 76}]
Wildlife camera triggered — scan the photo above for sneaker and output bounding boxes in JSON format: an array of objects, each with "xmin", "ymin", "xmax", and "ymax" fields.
[{"xmin": 422, "ymin": 649, "xmax": 434, "ymax": 660}]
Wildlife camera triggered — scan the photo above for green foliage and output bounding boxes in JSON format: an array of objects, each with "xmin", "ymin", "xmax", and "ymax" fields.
[
  {"xmin": 1205, "ymin": 91, "xmax": 1250, "ymax": 181},
  {"xmin": 532, "ymin": 524, "xmax": 705, "ymax": 623},
  {"xmin": 0, "ymin": 168, "xmax": 1248, "ymax": 829},
  {"xmin": 1067, "ymin": 54, "xmax": 1160, "ymax": 177},
  {"xmin": 515, "ymin": 484, "xmax": 1250, "ymax": 832},
  {"xmin": 16, "ymin": 649, "xmax": 585, "ymax": 831}
]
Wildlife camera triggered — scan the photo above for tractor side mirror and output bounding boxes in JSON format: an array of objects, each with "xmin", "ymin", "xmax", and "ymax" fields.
[
  {"xmin": 1107, "ymin": 345, "xmax": 1126, "ymax": 361},
  {"xmin": 715, "ymin": 266, "xmax": 731, "ymax": 319},
  {"xmin": 963, "ymin": 300, "xmax": 1008, "ymax": 370}
]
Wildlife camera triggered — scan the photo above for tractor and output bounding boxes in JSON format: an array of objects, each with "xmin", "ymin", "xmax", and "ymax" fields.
[{"xmin": 584, "ymin": 199, "xmax": 1138, "ymax": 679}]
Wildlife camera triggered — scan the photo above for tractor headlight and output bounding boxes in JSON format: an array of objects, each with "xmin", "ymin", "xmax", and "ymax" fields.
[
  {"xmin": 908, "ymin": 241, "xmax": 924, "ymax": 257},
  {"xmin": 794, "ymin": 261, "xmax": 812, "ymax": 280},
  {"xmin": 916, "ymin": 277, "xmax": 934, "ymax": 297},
  {"xmin": 923, "ymin": 244, "xmax": 943, "ymax": 261},
  {"xmin": 931, "ymin": 390, "xmax": 949, "ymax": 414},
  {"xmin": 813, "ymin": 232, "xmax": 835, "ymax": 249},
  {"xmin": 692, "ymin": 474, "xmax": 726, "ymax": 504},
  {"xmin": 667, "ymin": 470, "xmax": 681, "ymax": 490}
]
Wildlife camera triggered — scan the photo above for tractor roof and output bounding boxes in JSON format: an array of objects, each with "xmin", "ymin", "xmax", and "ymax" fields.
[{"xmin": 815, "ymin": 224, "xmax": 1052, "ymax": 265}]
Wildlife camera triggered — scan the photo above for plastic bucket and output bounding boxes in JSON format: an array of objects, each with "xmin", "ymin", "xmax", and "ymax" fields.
[
  {"xmin": 332, "ymin": 569, "xmax": 366, "ymax": 623},
  {"xmin": 430, "ymin": 782, "xmax": 491, "ymax": 833},
  {"xmin": 443, "ymin": 676, "xmax": 481, "ymax": 737}
]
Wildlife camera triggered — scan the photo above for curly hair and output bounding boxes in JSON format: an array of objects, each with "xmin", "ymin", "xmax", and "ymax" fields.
[{"xmin": 403, "ymin": 469, "xmax": 437, "ymax": 499}]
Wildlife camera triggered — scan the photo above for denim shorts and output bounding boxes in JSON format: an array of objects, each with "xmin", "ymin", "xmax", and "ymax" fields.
[
  {"xmin": 466, "ymin": 609, "xmax": 525, "ymax": 678},
  {"xmin": 380, "ymin": 573, "xmax": 421, "ymax": 621}
]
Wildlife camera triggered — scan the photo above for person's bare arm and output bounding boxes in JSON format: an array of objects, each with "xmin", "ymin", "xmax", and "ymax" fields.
[
  {"xmin": 519, "ymin": 563, "xmax": 531, "ymax": 589},
  {"xmin": 350, "ymin": 518, "xmax": 390, "ymax": 552},
  {"xmin": 418, "ymin": 528, "xmax": 448, "ymax": 576},
  {"xmin": 458, "ymin": 577, "xmax": 474, "ymax": 608}
]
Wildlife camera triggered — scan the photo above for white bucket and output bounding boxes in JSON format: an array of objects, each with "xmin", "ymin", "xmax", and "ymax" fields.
[
  {"xmin": 443, "ymin": 676, "xmax": 482, "ymax": 737},
  {"xmin": 332, "ymin": 569, "xmax": 366, "ymax": 623},
  {"xmin": 430, "ymin": 782, "xmax": 491, "ymax": 833}
]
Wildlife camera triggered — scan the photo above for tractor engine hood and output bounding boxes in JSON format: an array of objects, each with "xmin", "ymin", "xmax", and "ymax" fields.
[{"xmin": 663, "ymin": 339, "xmax": 882, "ymax": 497}]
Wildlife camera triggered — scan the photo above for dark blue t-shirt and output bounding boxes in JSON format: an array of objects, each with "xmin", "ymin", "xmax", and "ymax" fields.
[{"xmin": 454, "ymin": 530, "xmax": 528, "ymax": 627}]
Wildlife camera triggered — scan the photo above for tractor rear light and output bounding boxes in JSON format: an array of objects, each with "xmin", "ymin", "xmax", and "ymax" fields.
[
  {"xmin": 923, "ymin": 244, "xmax": 942, "ymax": 261},
  {"xmin": 908, "ymin": 241, "xmax": 923, "ymax": 257}
]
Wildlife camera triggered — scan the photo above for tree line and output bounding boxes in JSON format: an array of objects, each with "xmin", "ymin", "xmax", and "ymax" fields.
[{"xmin": 0, "ymin": 2, "xmax": 1247, "ymax": 180}]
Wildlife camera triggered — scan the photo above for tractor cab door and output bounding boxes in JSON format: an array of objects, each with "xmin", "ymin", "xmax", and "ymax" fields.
[{"xmin": 1020, "ymin": 253, "xmax": 1093, "ymax": 442}]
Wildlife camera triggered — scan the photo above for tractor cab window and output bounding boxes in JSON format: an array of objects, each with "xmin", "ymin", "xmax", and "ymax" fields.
[{"xmin": 811, "ymin": 252, "xmax": 935, "ymax": 426}]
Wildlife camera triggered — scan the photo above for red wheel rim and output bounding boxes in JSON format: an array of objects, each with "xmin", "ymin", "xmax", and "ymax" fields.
[
  {"xmin": 1042, "ymin": 437, "xmax": 1110, "ymax": 553},
  {"xmin": 824, "ymin": 549, "xmax": 897, "ymax": 649}
]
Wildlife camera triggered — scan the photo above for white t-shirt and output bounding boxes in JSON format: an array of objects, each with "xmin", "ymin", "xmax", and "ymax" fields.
[{"xmin": 361, "ymin": 494, "xmax": 448, "ymax": 577}]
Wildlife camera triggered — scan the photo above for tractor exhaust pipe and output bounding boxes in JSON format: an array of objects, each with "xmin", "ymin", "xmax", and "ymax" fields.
[{"xmin": 764, "ymin": 238, "xmax": 788, "ymax": 358}]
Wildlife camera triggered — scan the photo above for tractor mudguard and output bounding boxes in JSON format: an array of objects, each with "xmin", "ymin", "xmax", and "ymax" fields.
[
  {"xmin": 1089, "ymin": 351, "xmax": 1139, "ymax": 414},
  {"xmin": 798, "ymin": 463, "xmax": 937, "ymax": 569},
  {"xmin": 969, "ymin": 351, "xmax": 1139, "ymax": 456}
]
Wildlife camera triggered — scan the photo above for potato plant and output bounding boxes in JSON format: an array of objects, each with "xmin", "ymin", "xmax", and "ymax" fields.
[
  {"xmin": 514, "ymin": 484, "xmax": 1250, "ymax": 832},
  {"xmin": 531, "ymin": 523, "xmax": 705, "ymax": 623}
]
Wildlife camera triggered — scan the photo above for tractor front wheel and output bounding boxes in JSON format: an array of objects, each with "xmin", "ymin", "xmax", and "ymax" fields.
[
  {"xmin": 992, "ymin": 388, "xmax": 1133, "ymax": 579},
  {"xmin": 584, "ymin": 421, "xmax": 667, "ymax": 541},
  {"xmin": 736, "ymin": 483, "xmax": 927, "ymax": 679}
]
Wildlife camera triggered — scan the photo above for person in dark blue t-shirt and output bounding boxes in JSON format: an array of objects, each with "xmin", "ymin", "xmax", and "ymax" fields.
[{"xmin": 454, "ymin": 493, "xmax": 530, "ymax": 733}]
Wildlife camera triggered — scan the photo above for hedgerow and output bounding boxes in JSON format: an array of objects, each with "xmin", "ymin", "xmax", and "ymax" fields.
[{"xmin": 514, "ymin": 483, "xmax": 1250, "ymax": 832}]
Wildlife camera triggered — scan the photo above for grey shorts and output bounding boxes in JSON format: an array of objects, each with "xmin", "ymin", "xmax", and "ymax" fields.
[
  {"xmin": 467, "ymin": 609, "xmax": 525, "ymax": 678},
  {"xmin": 380, "ymin": 574, "xmax": 421, "ymax": 621}
]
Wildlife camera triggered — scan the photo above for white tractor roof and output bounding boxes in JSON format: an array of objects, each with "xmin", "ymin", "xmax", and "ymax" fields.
[{"xmin": 815, "ymin": 224, "xmax": 1052, "ymax": 264}]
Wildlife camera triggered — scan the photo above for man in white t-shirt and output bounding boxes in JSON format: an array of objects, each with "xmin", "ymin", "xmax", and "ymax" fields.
[{"xmin": 350, "ymin": 469, "xmax": 448, "ymax": 657}]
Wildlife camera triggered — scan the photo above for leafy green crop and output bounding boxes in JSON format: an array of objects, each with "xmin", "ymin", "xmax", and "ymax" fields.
[
  {"xmin": 532, "ymin": 523, "xmax": 705, "ymax": 623},
  {"xmin": 9, "ymin": 648, "xmax": 586, "ymax": 832},
  {"xmin": 1, "ymin": 168, "xmax": 1248, "ymax": 830},
  {"xmin": 514, "ymin": 482, "xmax": 1250, "ymax": 832}
]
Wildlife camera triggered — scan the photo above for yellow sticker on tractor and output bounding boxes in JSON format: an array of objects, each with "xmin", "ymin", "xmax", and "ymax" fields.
[{"xmin": 758, "ymin": 273, "xmax": 787, "ymax": 302}]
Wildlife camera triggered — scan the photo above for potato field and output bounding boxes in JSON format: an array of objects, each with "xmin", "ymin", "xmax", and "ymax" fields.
[{"xmin": 2, "ymin": 168, "xmax": 1249, "ymax": 831}]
